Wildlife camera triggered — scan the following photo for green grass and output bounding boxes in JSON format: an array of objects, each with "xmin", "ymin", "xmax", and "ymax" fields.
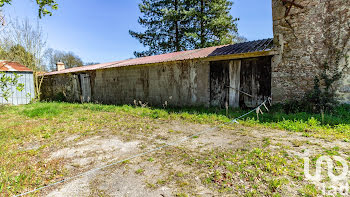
[
  {"xmin": 2, "ymin": 102, "xmax": 350, "ymax": 143},
  {"xmin": 0, "ymin": 102, "xmax": 349, "ymax": 195},
  {"xmin": 5, "ymin": 101, "xmax": 350, "ymax": 126},
  {"xmin": 298, "ymin": 184, "xmax": 319, "ymax": 197},
  {"xmin": 21, "ymin": 103, "xmax": 63, "ymax": 118},
  {"xmin": 174, "ymin": 145, "xmax": 303, "ymax": 196}
]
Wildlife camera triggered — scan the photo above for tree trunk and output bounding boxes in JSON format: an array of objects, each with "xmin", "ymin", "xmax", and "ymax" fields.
[
  {"xmin": 175, "ymin": 0, "xmax": 180, "ymax": 51},
  {"xmin": 200, "ymin": 0, "xmax": 205, "ymax": 48}
]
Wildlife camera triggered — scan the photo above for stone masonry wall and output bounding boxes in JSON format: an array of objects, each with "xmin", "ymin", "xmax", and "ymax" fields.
[
  {"xmin": 272, "ymin": 0, "xmax": 350, "ymax": 103},
  {"xmin": 93, "ymin": 59, "xmax": 210, "ymax": 106},
  {"xmin": 41, "ymin": 73, "xmax": 83, "ymax": 102},
  {"xmin": 337, "ymin": 52, "xmax": 350, "ymax": 104}
]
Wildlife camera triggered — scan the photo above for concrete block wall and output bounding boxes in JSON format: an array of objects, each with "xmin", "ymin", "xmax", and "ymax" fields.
[
  {"xmin": 93, "ymin": 59, "xmax": 210, "ymax": 106},
  {"xmin": 271, "ymin": 0, "xmax": 350, "ymax": 103}
]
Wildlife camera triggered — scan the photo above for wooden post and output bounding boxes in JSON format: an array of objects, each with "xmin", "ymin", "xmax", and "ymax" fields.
[{"xmin": 229, "ymin": 60, "xmax": 241, "ymax": 108}]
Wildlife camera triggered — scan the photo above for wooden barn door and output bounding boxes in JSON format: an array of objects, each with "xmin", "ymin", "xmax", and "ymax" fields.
[
  {"xmin": 240, "ymin": 56, "xmax": 272, "ymax": 108},
  {"xmin": 80, "ymin": 74, "xmax": 91, "ymax": 102},
  {"xmin": 210, "ymin": 60, "xmax": 242, "ymax": 108},
  {"xmin": 210, "ymin": 60, "xmax": 230, "ymax": 108}
]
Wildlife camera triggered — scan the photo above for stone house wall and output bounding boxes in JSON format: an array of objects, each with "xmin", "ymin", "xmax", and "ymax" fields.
[{"xmin": 271, "ymin": 0, "xmax": 350, "ymax": 103}]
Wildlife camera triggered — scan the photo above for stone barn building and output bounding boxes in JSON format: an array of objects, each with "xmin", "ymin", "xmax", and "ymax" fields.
[
  {"xmin": 41, "ymin": 0, "xmax": 350, "ymax": 107},
  {"xmin": 42, "ymin": 39, "xmax": 275, "ymax": 108}
]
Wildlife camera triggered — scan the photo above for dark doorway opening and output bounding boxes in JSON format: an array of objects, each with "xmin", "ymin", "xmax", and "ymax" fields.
[
  {"xmin": 210, "ymin": 60, "xmax": 230, "ymax": 108},
  {"xmin": 240, "ymin": 56, "xmax": 272, "ymax": 108},
  {"xmin": 209, "ymin": 56, "xmax": 272, "ymax": 108}
]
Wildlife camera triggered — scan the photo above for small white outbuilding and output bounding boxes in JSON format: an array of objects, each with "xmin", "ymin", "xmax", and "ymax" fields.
[{"xmin": 0, "ymin": 60, "xmax": 35, "ymax": 105}]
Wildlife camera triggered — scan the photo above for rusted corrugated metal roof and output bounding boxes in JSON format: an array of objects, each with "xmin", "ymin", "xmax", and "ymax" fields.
[
  {"xmin": 0, "ymin": 61, "xmax": 32, "ymax": 72},
  {"xmin": 45, "ymin": 60, "xmax": 128, "ymax": 76},
  {"xmin": 208, "ymin": 38, "xmax": 274, "ymax": 56},
  {"xmin": 45, "ymin": 38, "xmax": 273, "ymax": 76}
]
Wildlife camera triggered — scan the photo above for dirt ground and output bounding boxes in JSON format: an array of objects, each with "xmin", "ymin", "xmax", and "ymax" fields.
[{"xmin": 27, "ymin": 119, "xmax": 349, "ymax": 197}]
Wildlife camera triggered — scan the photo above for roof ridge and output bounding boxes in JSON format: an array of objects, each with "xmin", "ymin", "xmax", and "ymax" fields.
[
  {"xmin": 45, "ymin": 38, "xmax": 274, "ymax": 76},
  {"xmin": 169, "ymin": 48, "xmax": 202, "ymax": 61}
]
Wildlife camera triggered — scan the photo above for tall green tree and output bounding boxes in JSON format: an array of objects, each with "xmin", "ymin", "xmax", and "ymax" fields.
[
  {"xmin": 185, "ymin": 0, "xmax": 239, "ymax": 48},
  {"xmin": 3, "ymin": 45, "xmax": 36, "ymax": 68},
  {"xmin": 130, "ymin": 0, "xmax": 238, "ymax": 57},
  {"xmin": 129, "ymin": 0, "xmax": 188, "ymax": 57}
]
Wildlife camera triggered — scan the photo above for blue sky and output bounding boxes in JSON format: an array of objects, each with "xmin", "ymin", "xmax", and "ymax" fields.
[{"xmin": 3, "ymin": 0, "xmax": 273, "ymax": 64}]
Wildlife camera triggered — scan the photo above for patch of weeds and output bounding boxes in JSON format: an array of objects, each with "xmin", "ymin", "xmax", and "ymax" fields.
[
  {"xmin": 176, "ymin": 180, "xmax": 189, "ymax": 187},
  {"xmin": 121, "ymin": 160, "xmax": 130, "ymax": 165},
  {"xmin": 289, "ymin": 171, "xmax": 304, "ymax": 181},
  {"xmin": 155, "ymin": 135, "xmax": 168, "ymax": 140},
  {"xmin": 175, "ymin": 171, "xmax": 185, "ymax": 177},
  {"xmin": 78, "ymin": 117, "xmax": 88, "ymax": 121},
  {"xmin": 145, "ymin": 181, "xmax": 156, "ymax": 189},
  {"xmin": 298, "ymin": 184, "xmax": 319, "ymax": 197},
  {"xmin": 197, "ymin": 147, "xmax": 302, "ymax": 195},
  {"xmin": 89, "ymin": 188, "xmax": 110, "ymax": 197},
  {"xmin": 135, "ymin": 168, "xmax": 144, "ymax": 174},
  {"xmin": 263, "ymin": 137, "xmax": 271, "ymax": 147},
  {"xmin": 324, "ymin": 146, "xmax": 340, "ymax": 156},
  {"xmin": 42, "ymin": 132, "xmax": 51, "ymax": 139},
  {"xmin": 302, "ymin": 133, "xmax": 311, "ymax": 137},
  {"xmin": 268, "ymin": 178, "xmax": 288, "ymax": 193},
  {"xmin": 169, "ymin": 129, "xmax": 182, "ymax": 134},
  {"xmin": 291, "ymin": 140, "xmax": 305, "ymax": 147},
  {"xmin": 244, "ymin": 190, "xmax": 259, "ymax": 197},
  {"xmin": 272, "ymin": 194, "xmax": 282, "ymax": 197},
  {"xmin": 147, "ymin": 157, "xmax": 154, "ymax": 162},
  {"xmin": 175, "ymin": 193, "xmax": 188, "ymax": 197},
  {"xmin": 157, "ymin": 179, "xmax": 166, "ymax": 185},
  {"xmin": 139, "ymin": 144, "xmax": 147, "ymax": 150}
]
